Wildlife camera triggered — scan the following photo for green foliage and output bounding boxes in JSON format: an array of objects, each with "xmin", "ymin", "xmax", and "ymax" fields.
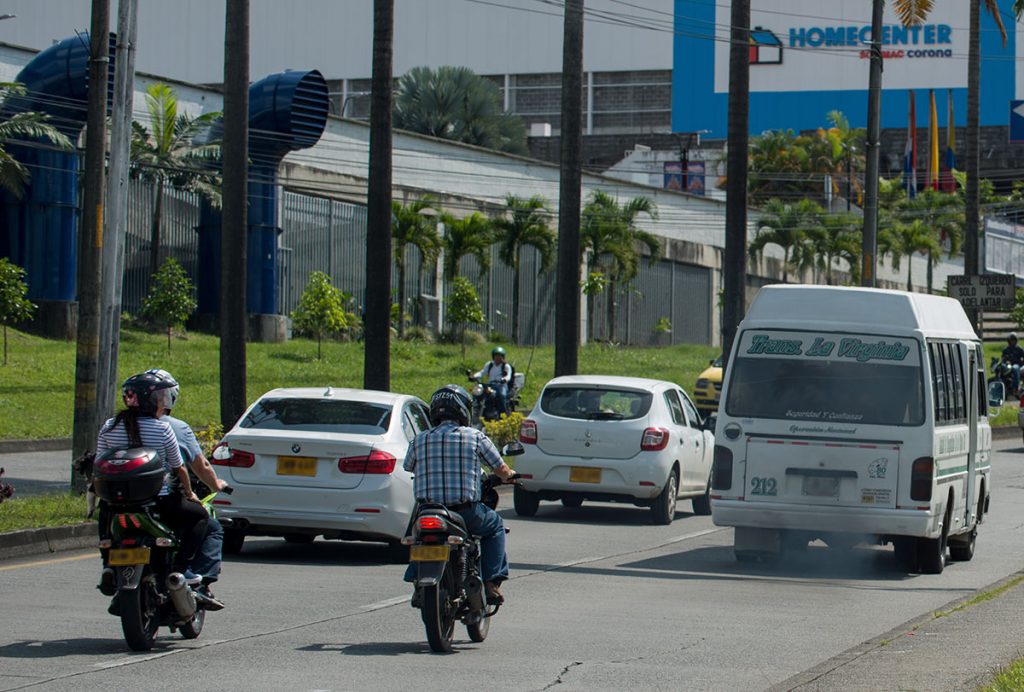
[
  {"xmin": 291, "ymin": 271, "xmax": 355, "ymax": 359},
  {"xmin": 441, "ymin": 212, "xmax": 494, "ymax": 281},
  {"xmin": 0, "ymin": 258, "xmax": 35, "ymax": 365},
  {"xmin": 0, "ymin": 491, "xmax": 91, "ymax": 532},
  {"xmin": 448, "ymin": 276, "xmax": 485, "ymax": 359},
  {"xmin": 483, "ymin": 411, "xmax": 525, "ymax": 449},
  {"xmin": 140, "ymin": 258, "xmax": 197, "ymax": 353},
  {"xmin": 748, "ymin": 198, "xmax": 824, "ymax": 282},
  {"xmin": 403, "ymin": 325, "xmax": 435, "ymax": 343},
  {"xmin": 653, "ymin": 317, "xmax": 672, "ymax": 334},
  {"xmin": 392, "ymin": 197, "xmax": 441, "ymax": 337},
  {"xmin": 581, "ymin": 271, "xmax": 608, "ymax": 297},
  {"xmin": 0, "ymin": 82, "xmax": 74, "ymax": 198},
  {"xmin": 194, "ymin": 422, "xmax": 225, "ymax": 458},
  {"xmin": 1009, "ymin": 289, "xmax": 1024, "ymax": 331}
]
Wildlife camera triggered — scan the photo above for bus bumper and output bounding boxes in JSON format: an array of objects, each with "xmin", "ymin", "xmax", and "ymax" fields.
[{"xmin": 711, "ymin": 499, "xmax": 938, "ymax": 538}]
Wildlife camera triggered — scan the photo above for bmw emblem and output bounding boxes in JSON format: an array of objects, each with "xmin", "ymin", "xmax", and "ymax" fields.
[{"xmin": 291, "ymin": 443, "xmax": 301, "ymax": 453}]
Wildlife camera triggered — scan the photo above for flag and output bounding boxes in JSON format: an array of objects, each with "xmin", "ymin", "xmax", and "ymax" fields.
[
  {"xmin": 903, "ymin": 91, "xmax": 917, "ymax": 198},
  {"xmin": 942, "ymin": 89, "xmax": 957, "ymax": 192},
  {"xmin": 928, "ymin": 89, "xmax": 939, "ymax": 191}
]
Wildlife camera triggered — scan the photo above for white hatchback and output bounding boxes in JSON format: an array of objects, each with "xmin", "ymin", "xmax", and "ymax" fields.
[
  {"xmin": 514, "ymin": 376, "xmax": 715, "ymax": 524},
  {"xmin": 211, "ymin": 387, "xmax": 431, "ymax": 559}
]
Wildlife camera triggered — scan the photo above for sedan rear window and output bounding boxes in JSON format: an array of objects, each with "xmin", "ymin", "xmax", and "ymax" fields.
[
  {"xmin": 540, "ymin": 387, "xmax": 652, "ymax": 420},
  {"xmin": 240, "ymin": 399, "xmax": 393, "ymax": 434}
]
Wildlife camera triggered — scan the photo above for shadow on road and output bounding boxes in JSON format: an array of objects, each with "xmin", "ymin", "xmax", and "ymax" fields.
[
  {"xmin": 0, "ymin": 637, "xmax": 164, "ymax": 658},
  {"xmin": 226, "ymin": 538, "xmax": 402, "ymax": 567},
  {"xmin": 498, "ymin": 503, "xmax": 699, "ymax": 526},
  {"xmin": 298, "ymin": 641, "xmax": 434, "ymax": 656}
]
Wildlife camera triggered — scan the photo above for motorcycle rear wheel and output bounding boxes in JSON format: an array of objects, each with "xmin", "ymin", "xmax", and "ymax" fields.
[
  {"xmin": 120, "ymin": 573, "xmax": 160, "ymax": 651},
  {"xmin": 421, "ymin": 571, "xmax": 456, "ymax": 653}
]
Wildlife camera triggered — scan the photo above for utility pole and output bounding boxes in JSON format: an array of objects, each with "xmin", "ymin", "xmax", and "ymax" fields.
[
  {"xmin": 98, "ymin": 0, "xmax": 137, "ymax": 424},
  {"xmin": 220, "ymin": 0, "xmax": 249, "ymax": 430},
  {"xmin": 721, "ymin": 0, "xmax": 749, "ymax": 369},
  {"xmin": 964, "ymin": 0, "xmax": 980, "ymax": 327},
  {"xmin": 861, "ymin": 0, "xmax": 884, "ymax": 288},
  {"xmin": 554, "ymin": 0, "xmax": 583, "ymax": 377},
  {"xmin": 363, "ymin": 0, "xmax": 394, "ymax": 392},
  {"xmin": 71, "ymin": 0, "xmax": 110, "ymax": 491}
]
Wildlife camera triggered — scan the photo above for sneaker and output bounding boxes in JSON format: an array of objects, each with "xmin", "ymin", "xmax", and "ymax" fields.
[
  {"xmin": 107, "ymin": 593, "xmax": 121, "ymax": 616},
  {"xmin": 98, "ymin": 567, "xmax": 116, "ymax": 596},
  {"xmin": 194, "ymin": 586, "xmax": 225, "ymax": 611},
  {"xmin": 181, "ymin": 569, "xmax": 202, "ymax": 586},
  {"xmin": 410, "ymin": 589, "xmax": 422, "ymax": 609},
  {"xmin": 484, "ymin": 581, "xmax": 504, "ymax": 605}
]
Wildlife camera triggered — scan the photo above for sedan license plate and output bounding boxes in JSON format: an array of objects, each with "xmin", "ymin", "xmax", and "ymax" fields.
[
  {"xmin": 802, "ymin": 475, "xmax": 840, "ymax": 497},
  {"xmin": 277, "ymin": 456, "xmax": 317, "ymax": 476},
  {"xmin": 409, "ymin": 545, "xmax": 450, "ymax": 562},
  {"xmin": 108, "ymin": 547, "xmax": 151, "ymax": 566},
  {"xmin": 570, "ymin": 466, "xmax": 601, "ymax": 484}
]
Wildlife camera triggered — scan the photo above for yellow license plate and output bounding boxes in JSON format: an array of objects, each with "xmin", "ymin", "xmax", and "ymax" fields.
[
  {"xmin": 409, "ymin": 545, "xmax": 450, "ymax": 562},
  {"xmin": 108, "ymin": 547, "xmax": 151, "ymax": 566},
  {"xmin": 570, "ymin": 467, "xmax": 601, "ymax": 483},
  {"xmin": 277, "ymin": 456, "xmax": 317, "ymax": 476}
]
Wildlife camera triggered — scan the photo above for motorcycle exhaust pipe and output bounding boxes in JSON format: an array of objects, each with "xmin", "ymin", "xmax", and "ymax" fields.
[
  {"xmin": 167, "ymin": 572, "xmax": 197, "ymax": 621},
  {"xmin": 465, "ymin": 574, "xmax": 485, "ymax": 611}
]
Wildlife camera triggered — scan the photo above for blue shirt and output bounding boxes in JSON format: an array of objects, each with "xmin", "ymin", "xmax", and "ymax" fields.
[
  {"xmin": 162, "ymin": 415, "xmax": 202, "ymax": 465},
  {"xmin": 403, "ymin": 421, "xmax": 504, "ymax": 505}
]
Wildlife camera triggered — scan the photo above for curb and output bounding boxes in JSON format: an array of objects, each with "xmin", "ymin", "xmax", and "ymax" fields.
[
  {"xmin": 0, "ymin": 522, "xmax": 95, "ymax": 561},
  {"xmin": 992, "ymin": 425, "xmax": 1020, "ymax": 441},
  {"xmin": 0, "ymin": 438, "xmax": 72, "ymax": 454}
]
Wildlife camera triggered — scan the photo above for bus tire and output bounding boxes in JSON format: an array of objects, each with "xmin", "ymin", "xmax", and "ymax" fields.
[
  {"xmin": 918, "ymin": 504, "xmax": 950, "ymax": 574},
  {"xmin": 893, "ymin": 537, "xmax": 919, "ymax": 572},
  {"xmin": 949, "ymin": 526, "xmax": 977, "ymax": 562}
]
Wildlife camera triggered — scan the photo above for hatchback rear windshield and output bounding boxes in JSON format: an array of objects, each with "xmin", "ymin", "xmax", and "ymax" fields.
[
  {"xmin": 240, "ymin": 399, "xmax": 393, "ymax": 434},
  {"xmin": 540, "ymin": 387, "xmax": 652, "ymax": 420}
]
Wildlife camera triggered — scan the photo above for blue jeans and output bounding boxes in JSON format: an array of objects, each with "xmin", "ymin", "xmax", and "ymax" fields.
[
  {"xmin": 404, "ymin": 502, "xmax": 509, "ymax": 584},
  {"xmin": 1012, "ymin": 364, "xmax": 1021, "ymax": 394},
  {"xmin": 489, "ymin": 381, "xmax": 509, "ymax": 417},
  {"xmin": 191, "ymin": 516, "xmax": 223, "ymax": 580}
]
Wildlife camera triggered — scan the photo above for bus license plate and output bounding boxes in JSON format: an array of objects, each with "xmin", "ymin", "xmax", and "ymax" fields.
[
  {"xmin": 802, "ymin": 476, "xmax": 840, "ymax": 497},
  {"xmin": 277, "ymin": 456, "xmax": 317, "ymax": 476},
  {"xmin": 109, "ymin": 547, "xmax": 151, "ymax": 565},
  {"xmin": 409, "ymin": 545, "xmax": 450, "ymax": 562},
  {"xmin": 570, "ymin": 467, "xmax": 601, "ymax": 483}
]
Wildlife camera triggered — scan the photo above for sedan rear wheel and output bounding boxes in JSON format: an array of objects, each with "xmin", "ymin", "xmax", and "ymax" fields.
[{"xmin": 651, "ymin": 470, "xmax": 678, "ymax": 525}]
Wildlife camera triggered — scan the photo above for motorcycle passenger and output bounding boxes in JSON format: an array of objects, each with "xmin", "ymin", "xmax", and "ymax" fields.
[
  {"xmin": 96, "ymin": 371, "xmax": 208, "ymax": 596},
  {"xmin": 473, "ymin": 346, "xmax": 512, "ymax": 417},
  {"xmin": 1002, "ymin": 333, "xmax": 1024, "ymax": 396},
  {"xmin": 146, "ymin": 369, "xmax": 228, "ymax": 611},
  {"xmin": 403, "ymin": 385, "xmax": 516, "ymax": 604}
]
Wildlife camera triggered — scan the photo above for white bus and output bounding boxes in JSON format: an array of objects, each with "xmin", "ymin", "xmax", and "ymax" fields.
[{"xmin": 710, "ymin": 285, "xmax": 1000, "ymax": 573}]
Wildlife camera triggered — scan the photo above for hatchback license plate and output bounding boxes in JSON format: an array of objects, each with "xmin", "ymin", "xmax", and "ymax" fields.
[
  {"xmin": 109, "ymin": 547, "xmax": 151, "ymax": 565},
  {"xmin": 802, "ymin": 475, "xmax": 840, "ymax": 497},
  {"xmin": 277, "ymin": 456, "xmax": 317, "ymax": 476},
  {"xmin": 409, "ymin": 545, "xmax": 449, "ymax": 562},
  {"xmin": 570, "ymin": 467, "xmax": 601, "ymax": 484}
]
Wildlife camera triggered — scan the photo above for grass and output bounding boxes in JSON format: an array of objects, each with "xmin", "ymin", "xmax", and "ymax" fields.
[
  {"xmin": 0, "ymin": 492, "xmax": 92, "ymax": 532},
  {"xmin": 985, "ymin": 658, "xmax": 1024, "ymax": 691}
]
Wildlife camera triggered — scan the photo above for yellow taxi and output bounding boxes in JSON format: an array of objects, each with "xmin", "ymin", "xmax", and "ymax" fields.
[{"xmin": 692, "ymin": 355, "xmax": 723, "ymax": 416}]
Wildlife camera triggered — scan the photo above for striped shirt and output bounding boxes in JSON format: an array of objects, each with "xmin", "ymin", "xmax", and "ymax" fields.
[
  {"xmin": 97, "ymin": 415, "xmax": 184, "ymax": 496},
  {"xmin": 403, "ymin": 421, "xmax": 504, "ymax": 505}
]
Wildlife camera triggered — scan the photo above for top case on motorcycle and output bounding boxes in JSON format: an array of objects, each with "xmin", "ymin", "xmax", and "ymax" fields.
[
  {"xmin": 417, "ymin": 503, "xmax": 470, "ymax": 536},
  {"xmin": 93, "ymin": 447, "xmax": 165, "ymax": 504}
]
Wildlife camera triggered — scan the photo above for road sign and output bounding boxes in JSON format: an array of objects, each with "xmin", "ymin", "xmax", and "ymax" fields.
[
  {"xmin": 947, "ymin": 274, "xmax": 1016, "ymax": 310},
  {"xmin": 1011, "ymin": 101, "xmax": 1024, "ymax": 143}
]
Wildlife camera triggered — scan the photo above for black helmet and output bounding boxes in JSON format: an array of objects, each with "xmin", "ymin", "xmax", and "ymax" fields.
[
  {"xmin": 492, "ymin": 346, "xmax": 506, "ymax": 358},
  {"xmin": 145, "ymin": 368, "xmax": 180, "ymax": 412},
  {"xmin": 429, "ymin": 384, "xmax": 472, "ymax": 426},
  {"xmin": 122, "ymin": 371, "xmax": 178, "ymax": 416}
]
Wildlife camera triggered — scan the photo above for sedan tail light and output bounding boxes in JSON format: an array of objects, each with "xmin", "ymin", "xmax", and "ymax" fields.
[
  {"xmin": 520, "ymin": 419, "xmax": 538, "ymax": 444},
  {"xmin": 210, "ymin": 444, "xmax": 255, "ymax": 468},
  {"xmin": 640, "ymin": 427, "xmax": 669, "ymax": 451},
  {"xmin": 338, "ymin": 450, "xmax": 397, "ymax": 474}
]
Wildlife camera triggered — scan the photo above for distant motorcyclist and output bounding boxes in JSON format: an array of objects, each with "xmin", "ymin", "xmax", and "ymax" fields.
[
  {"xmin": 403, "ymin": 385, "xmax": 516, "ymax": 604},
  {"xmin": 471, "ymin": 346, "xmax": 512, "ymax": 417},
  {"xmin": 1002, "ymin": 333, "xmax": 1024, "ymax": 395}
]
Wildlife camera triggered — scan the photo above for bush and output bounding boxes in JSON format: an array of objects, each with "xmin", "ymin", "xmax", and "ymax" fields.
[
  {"xmin": 194, "ymin": 422, "xmax": 224, "ymax": 457},
  {"xmin": 403, "ymin": 325, "xmax": 434, "ymax": 343},
  {"xmin": 0, "ymin": 257, "xmax": 36, "ymax": 365},
  {"xmin": 140, "ymin": 258, "xmax": 197, "ymax": 353},
  {"xmin": 291, "ymin": 271, "xmax": 357, "ymax": 359},
  {"xmin": 482, "ymin": 411, "xmax": 524, "ymax": 449}
]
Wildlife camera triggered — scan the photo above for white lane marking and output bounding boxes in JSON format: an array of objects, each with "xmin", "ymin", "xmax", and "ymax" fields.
[
  {"xmin": 362, "ymin": 594, "xmax": 411, "ymax": 611},
  {"xmin": 550, "ymin": 527, "xmax": 724, "ymax": 570}
]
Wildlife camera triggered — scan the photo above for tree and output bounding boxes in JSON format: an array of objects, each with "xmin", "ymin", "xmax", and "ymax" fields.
[
  {"xmin": 880, "ymin": 220, "xmax": 941, "ymax": 292},
  {"xmin": 0, "ymin": 258, "xmax": 36, "ymax": 365},
  {"xmin": 141, "ymin": 258, "xmax": 198, "ymax": 352},
  {"xmin": 0, "ymin": 82, "xmax": 73, "ymax": 197},
  {"xmin": 802, "ymin": 211, "xmax": 862, "ymax": 285},
  {"xmin": 580, "ymin": 191, "xmax": 660, "ymax": 342},
  {"xmin": 897, "ymin": 189, "xmax": 963, "ymax": 293},
  {"xmin": 748, "ymin": 198, "xmax": 821, "ymax": 283},
  {"xmin": 447, "ymin": 275, "xmax": 485, "ymax": 361},
  {"xmin": 393, "ymin": 66, "xmax": 528, "ymax": 155},
  {"xmin": 441, "ymin": 212, "xmax": 493, "ymax": 282},
  {"xmin": 392, "ymin": 197, "xmax": 440, "ymax": 338},
  {"xmin": 291, "ymin": 271, "xmax": 352, "ymax": 360},
  {"xmin": 493, "ymin": 194, "xmax": 556, "ymax": 343},
  {"xmin": 131, "ymin": 82, "xmax": 222, "ymax": 276}
]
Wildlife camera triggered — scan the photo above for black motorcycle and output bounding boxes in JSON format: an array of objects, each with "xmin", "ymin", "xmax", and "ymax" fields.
[
  {"xmin": 989, "ymin": 357, "xmax": 1015, "ymax": 399},
  {"xmin": 468, "ymin": 370, "xmax": 524, "ymax": 426},
  {"xmin": 93, "ymin": 447, "xmax": 231, "ymax": 651},
  {"xmin": 404, "ymin": 456, "xmax": 522, "ymax": 653}
]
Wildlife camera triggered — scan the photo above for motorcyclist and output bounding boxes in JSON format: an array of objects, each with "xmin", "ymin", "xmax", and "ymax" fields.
[
  {"xmin": 1002, "ymin": 333, "xmax": 1024, "ymax": 396},
  {"xmin": 146, "ymin": 368, "xmax": 228, "ymax": 611},
  {"xmin": 403, "ymin": 385, "xmax": 516, "ymax": 603},
  {"xmin": 472, "ymin": 346, "xmax": 512, "ymax": 417},
  {"xmin": 96, "ymin": 371, "xmax": 208, "ymax": 596}
]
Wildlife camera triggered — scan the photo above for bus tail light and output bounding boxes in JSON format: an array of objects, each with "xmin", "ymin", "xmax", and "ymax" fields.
[
  {"xmin": 910, "ymin": 456, "xmax": 934, "ymax": 502},
  {"xmin": 711, "ymin": 445, "xmax": 733, "ymax": 491}
]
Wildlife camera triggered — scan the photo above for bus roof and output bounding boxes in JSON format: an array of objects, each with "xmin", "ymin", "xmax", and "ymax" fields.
[{"xmin": 742, "ymin": 285, "xmax": 978, "ymax": 340}]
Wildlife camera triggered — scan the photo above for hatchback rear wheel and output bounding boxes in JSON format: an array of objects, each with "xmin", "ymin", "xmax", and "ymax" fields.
[
  {"xmin": 651, "ymin": 470, "xmax": 678, "ymax": 525},
  {"xmin": 513, "ymin": 486, "xmax": 540, "ymax": 517}
]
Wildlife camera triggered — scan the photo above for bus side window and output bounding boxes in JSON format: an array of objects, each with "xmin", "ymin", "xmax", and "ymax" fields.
[
  {"xmin": 947, "ymin": 343, "xmax": 966, "ymax": 424},
  {"xmin": 976, "ymin": 344, "xmax": 988, "ymax": 419}
]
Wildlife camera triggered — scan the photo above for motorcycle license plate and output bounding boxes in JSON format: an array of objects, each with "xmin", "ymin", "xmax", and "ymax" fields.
[
  {"xmin": 277, "ymin": 456, "xmax": 317, "ymax": 476},
  {"xmin": 108, "ymin": 547, "xmax": 151, "ymax": 565},
  {"xmin": 570, "ymin": 467, "xmax": 601, "ymax": 484},
  {"xmin": 409, "ymin": 545, "xmax": 450, "ymax": 562}
]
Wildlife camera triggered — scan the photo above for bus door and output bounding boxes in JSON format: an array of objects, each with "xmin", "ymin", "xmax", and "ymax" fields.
[{"xmin": 961, "ymin": 341, "xmax": 978, "ymax": 529}]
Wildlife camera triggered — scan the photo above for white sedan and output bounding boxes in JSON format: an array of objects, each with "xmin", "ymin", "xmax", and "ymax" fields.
[
  {"xmin": 211, "ymin": 387, "xmax": 431, "ymax": 559},
  {"xmin": 513, "ymin": 376, "xmax": 715, "ymax": 524}
]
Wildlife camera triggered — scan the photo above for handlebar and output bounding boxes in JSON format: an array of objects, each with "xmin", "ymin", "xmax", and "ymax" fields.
[{"xmin": 482, "ymin": 472, "xmax": 521, "ymax": 490}]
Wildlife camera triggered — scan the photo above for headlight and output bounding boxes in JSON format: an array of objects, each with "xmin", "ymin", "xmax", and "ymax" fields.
[
  {"xmin": 472, "ymin": 383, "xmax": 484, "ymax": 397},
  {"xmin": 695, "ymin": 379, "xmax": 709, "ymax": 389}
]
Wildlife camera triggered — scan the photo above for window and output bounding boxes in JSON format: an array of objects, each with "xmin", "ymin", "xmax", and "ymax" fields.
[
  {"xmin": 949, "ymin": 344, "xmax": 966, "ymax": 423},
  {"xmin": 408, "ymin": 404, "xmax": 432, "ymax": 433},
  {"xmin": 929, "ymin": 341, "xmax": 970, "ymax": 426},
  {"xmin": 680, "ymin": 391, "xmax": 702, "ymax": 429},
  {"xmin": 240, "ymin": 399, "xmax": 393, "ymax": 434},
  {"xmin": 664, "ymin": 390, "xmax": 687, "ymax": 426},
  {"xmin": 540, "ymin": 386, "xmax": 652, "ymax": 420}
]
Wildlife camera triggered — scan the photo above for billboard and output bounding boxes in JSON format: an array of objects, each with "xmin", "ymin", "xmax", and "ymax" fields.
[{"xmin": 674, "ymin": 0, "xmax": 1017, "ymax": 137}]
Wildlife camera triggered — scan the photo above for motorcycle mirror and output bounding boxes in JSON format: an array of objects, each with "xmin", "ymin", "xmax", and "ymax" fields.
[
  {"xmin": 701, "ymin": 413, "xmax": 717, "ymax": 433},
  {"xmin": 502, "ymin": 441, "xmax": 525, "ymax": 457}
]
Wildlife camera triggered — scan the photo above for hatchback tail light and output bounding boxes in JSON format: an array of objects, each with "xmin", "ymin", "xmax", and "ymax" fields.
[
  {"xmin": 711, "ymin": 445, "xmax": 733, "ymax": 490},
  {"xmin": 910, "ymin": 456, "xmax": 934, "ymax": 502},
  {"xmin": 338, "ymin": 450, "xmax": 397, "ymax": 474},
  {"xmin": 520, "ymin": 419, "xmax": 538, "ymax": 444},
  {"xmin": 211, "ymin": 444, "xmax": 255, "ymax": 468},
  {"xmin": 640, "ymin": 427, "xmax": 669, "ymax": 451}
]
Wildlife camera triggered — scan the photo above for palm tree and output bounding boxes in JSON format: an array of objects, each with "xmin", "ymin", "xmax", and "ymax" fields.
[
  {"xmin": 131, "ymin": 82, "xmax": 222, "ymax": 275},
  {"xmin": 747, "ymin": 129, "xmax": 809, "ymax": 204},
  {"xmin": 391, "ymin": 197, "xmax": 441, "ymax": 338},
  {"xmin": 881, "ymin": 219, "xmax": 942, "ymax": 292},
  {"xmin": 748, "ymin": 198, "xmax": 820, "ymax": 282},
  {"xmin": 393, "ymin": 66, "xmax": 528, "ymax": 155},
  {"xmin": 580, "ymin": 191, "xmax": 660, "ymax": 342},
  {"xmin": 802, "ymin": 211, "xmax": 862, "ymax": 285},
  {"xmin": 493, "ymin": 194, "xmax": 556, "ymax": 343},
  {"xmin": 897, "ymin": 189, "xmax": 963, "ymax": 293},
  {"xmin": 0, "ymin": 82, "xmax": 73, "ymax": 197},
  {"xmin": 440, "ymin": 212, "xmax": 493, "ymax": 283}
]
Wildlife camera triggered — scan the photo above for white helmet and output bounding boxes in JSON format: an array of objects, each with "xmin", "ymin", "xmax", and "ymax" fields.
[{"xmin": 145, "ymin": 368, "xmax": 180, "ymax": 412}]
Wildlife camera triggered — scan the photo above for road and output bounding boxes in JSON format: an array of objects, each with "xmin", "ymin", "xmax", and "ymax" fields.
[{"xmin": 2, "ymin": 440, "xmax": 1024, "ymax": 691}]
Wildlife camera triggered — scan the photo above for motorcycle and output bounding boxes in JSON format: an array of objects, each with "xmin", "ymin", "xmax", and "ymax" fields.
[
  {"xmin": 93, "ymin": 446, "xmax": 232, "ymax": 651},
  {"xmin": 468, "ymin": 369, "xmax": 525, "ymax": 425},
  {"xmin": 403, "ymin": 452, "xmax": 523, "ymax": 653},
  {"xmin": 989, "ymin": 357, "xmax": 1016, "ymax": 399}
]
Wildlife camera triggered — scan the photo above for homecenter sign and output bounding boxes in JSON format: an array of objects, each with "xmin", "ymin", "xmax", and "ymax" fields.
[{"xmin": 788, "ymin": 23, "xmax": 953, "ymax": 51}]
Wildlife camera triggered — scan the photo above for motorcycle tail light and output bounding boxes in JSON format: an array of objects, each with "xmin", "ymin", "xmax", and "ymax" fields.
[
  {"xmin": 117, "ymin": 514, "xmax": 128, "ymax": 529},
  {"xmin": 418, "ymin": 516, "xmax": 445, "ymax": 531},
  {"xmin": 98, "ymin": 539, "xmax": 112, "ymax": 549},
  {"xmin": 447, "ymin": 536, "xmax": 464, "ymax": 545},
  {"xmin": 155, "ymin": 537, "xmax": 174, "ymax": 547},
  {"xmin": 520, "ymin": 419, "xmax": 538, "ymax": 444}
]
